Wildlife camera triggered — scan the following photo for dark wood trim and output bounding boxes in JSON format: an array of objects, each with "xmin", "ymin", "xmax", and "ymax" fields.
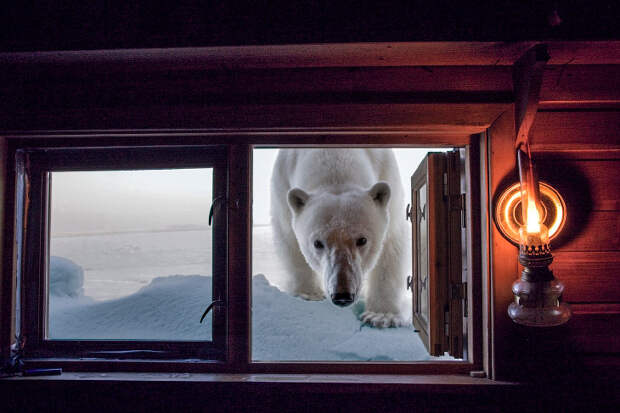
[
  {"xmin": 4, "ymin": 132, "xmax": 483, "ymax": 375},
  {"xmin": 22, "ymin": 358, "xmax": 476, "ymax": 375},
  {"xmin": 446, "ymin": 150, "xmax": 464, "ymax": 358},
  {"xmin": 3, "ymin": 131, "xmax": 471, "ymax": 147},
  {"xmin": 17, "ymin": 144, "xmax": 229, "ymax": 360},
  {"xmin": 1, "ymin": 103, "xmax": 508, "ymax": 132},
  {"xmin": 427, "ymin": 153, "xmax": 448, "ymax": 356},
  {"xmin": 1, "ymin": 371, "xmax": 518, "ymax": 386},
  {"xmin": 21, "ymin": 159, "xmax": 46, "ymax": 352},
  {"xmin": 464, "ymin": 136, "xmax": 483, "ymax": 368},
  {"xmin": 227, "ymin": 144, "xmax": 252, "ymax": 369},
  {"xmin": 0, "ymin": 137, "xmax": 15, "ymax": 361},
  {"xmin": 22, "ymin": 146, "xmax": 228, "ymax": 171},
  {"xmin": 1, "ymin": 42, "xmax": 618, "ymax": 70},
  {"xmin": 212, "ymin": 155, "xmax": 228, "ymax": 355},
  {"xmin": 411, "ymin": 155, "xmax": 430, "ymax": 351},
  {"xmin": 486, "ymin": 109, "xmax": 521, "ymax": 381}
]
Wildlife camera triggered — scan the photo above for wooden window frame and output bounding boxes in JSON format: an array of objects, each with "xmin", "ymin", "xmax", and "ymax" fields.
[
  {"xmin": 14, "ymin": 142, "xmax": 229, "ymax": 361},
  {"xmin": 2, "ymin": 132, "xmax": 482, "ymax": 375}
]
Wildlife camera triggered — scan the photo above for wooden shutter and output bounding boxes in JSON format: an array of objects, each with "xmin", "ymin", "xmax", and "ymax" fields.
[{"xmin": 410, "ymin": 150, "xmax": 466, "ymax": 358}]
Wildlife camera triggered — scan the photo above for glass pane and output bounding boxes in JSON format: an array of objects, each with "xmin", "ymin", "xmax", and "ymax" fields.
[
  {"xmin": 48, "ymin": 169, "xmax": 213, "ymax": 341},
  {"xmin": 252, "ymin": 148, "xmax": 451, "ymax": 361},
  {"xmin": 418, "ymin": 183, "xmax": 429, "ymax": 324}
]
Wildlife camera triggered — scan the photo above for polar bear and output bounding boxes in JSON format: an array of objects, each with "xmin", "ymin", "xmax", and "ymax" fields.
[{"xmin": 270, "ymin": 148, "xmax": 411, "ymax": 327}]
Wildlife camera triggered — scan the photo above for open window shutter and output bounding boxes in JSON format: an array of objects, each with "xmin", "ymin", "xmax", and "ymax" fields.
[{"xmin": 410, "ymin": 150, "xmax": 465, "ymax": 358}]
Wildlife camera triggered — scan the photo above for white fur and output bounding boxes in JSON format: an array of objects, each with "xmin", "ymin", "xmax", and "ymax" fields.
[{"xmin": 270, "ymin": 149, "xmax": 411, "ymax": 327}]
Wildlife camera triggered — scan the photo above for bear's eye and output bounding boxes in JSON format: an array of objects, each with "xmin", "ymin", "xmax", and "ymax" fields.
[
  {"xmin": 356, "ymin": 237, "xmax": 367, "ymax": 247},
  {"xmin": 313, "ymin": 240, "xmax": 324, "ymax": 249}
]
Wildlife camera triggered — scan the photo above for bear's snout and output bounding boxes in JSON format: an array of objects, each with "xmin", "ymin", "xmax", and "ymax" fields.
[{"xmin": 331, "ymin": 292, "xmax": 355, "ymax": 307}]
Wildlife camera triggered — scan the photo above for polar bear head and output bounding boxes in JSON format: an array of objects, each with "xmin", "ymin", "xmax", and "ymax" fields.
[{"xmin": 287, "ymin": 182, "xmax": 391, "ymax": 307}]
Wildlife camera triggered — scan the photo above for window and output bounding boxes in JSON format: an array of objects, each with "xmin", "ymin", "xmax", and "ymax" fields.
[
  {"xmin": 15, "ymin": 145, "xmax": 227, "ymax": 359},
  {"xmin": 251, "ymin": 147, "xmax": 464, "ymax": 362},
  {"xmin": 7, "ymin": 134, "xmax": 480, "ymax": 375},
  {"xmin": 410, "ymin": 149, "xmax": 467, "ymax": 358}
]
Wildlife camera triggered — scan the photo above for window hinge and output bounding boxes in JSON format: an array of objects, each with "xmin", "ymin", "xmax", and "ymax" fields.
[
  {"xmin": 460, "ymin": 193, "xmax": 466, "ymax": 228},
  {"xmin": 450, "ymin": 282, "xmax": 468, "ymax": 317},
  {"xmin": 450, "ymin": 282, "xmax": 467, "ymax": 300}
]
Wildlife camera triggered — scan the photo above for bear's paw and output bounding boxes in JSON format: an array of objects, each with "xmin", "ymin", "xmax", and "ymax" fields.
[{"xmin": 361, "ymin": 311, "xmax": 409, "ymax": 328}]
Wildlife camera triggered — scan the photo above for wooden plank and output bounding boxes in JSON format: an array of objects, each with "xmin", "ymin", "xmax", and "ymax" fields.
[
  {"xmin": 575, "ymin": 160, "xmax": 620, "ymax": 210},
  {"xmin": 427, "ymin": 154, "xmax": 449, "ymax": 356},
  {"xmin": 3, "ymin": 67, "xmax": 514, "ymax": 101},
  {"xmin": 530, "ymin": 111, "xmax": 620, "ymax": 151},
  {"xmin": 536, "ymin": 159, "xmax": 620, "ymax": 211},
  {"xmin": 487, "ymin": 109, "xmax": 520, "ymax": 381},
  {"xmin": 540, "ymin": 65, "xmax": 620, "ymax": 104},
  {"xmin": 1, "ymin": 42, "xmax": 618, "ymax": 71},
  {"xmin": 7, "ymin": 64, "xmax": 620, "ymax": 114},
  {"xmin": 446, "ymin": 150, "xmax": 464, "ymax": 358},
  {"xmin": 535, "ymin": 149, "xmax": 620, "ymax": 160},
  {"xmin": 552, "ymin": 252, "xmax": 620, "ymax": 303},
  {"xmin": 567, "ymin": 306, "xmax": 620, "ymax": 353},
  {"xmin": 555, "ymin": 211, "xmax": 620, "ymax": 251},
  {"xmin": 464, "ymin": 137, "xmax": 483, "ymax": 368},
  {"xmin": 9, "ymin": 65, "xmax": 620, "ymax": 112},
  {"xmin": 1, "ymin": 103, "xmax": 508, "ymax": 133},
  {"xmin": 479, "ymin": 132, "xmax": 492, "ymax": 377}
]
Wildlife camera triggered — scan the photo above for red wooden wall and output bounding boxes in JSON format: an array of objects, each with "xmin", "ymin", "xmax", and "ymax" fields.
[{"xmin": 531, "ymin": 109, "xmax": 620, "ymax": 355}]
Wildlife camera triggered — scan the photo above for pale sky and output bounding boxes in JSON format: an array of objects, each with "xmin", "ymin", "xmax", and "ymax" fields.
[
  {"xmin": 251, "ymin": 148, "xmax": 449, "ymax": 226},
  {"xmin": 50, "ymin": 169, "xmax": 214, "ymax": 235},
  {"xmin": 50, "ymin": 148, "xmax": 450, "ymax": 235}
]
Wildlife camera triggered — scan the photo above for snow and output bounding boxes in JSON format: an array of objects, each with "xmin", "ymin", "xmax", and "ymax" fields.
[
  {"xmin": 251, "ymin": 274, "xmax": 443, "ymax": 361},
  {"xmin": 49, "ymin": 256, "xmax": 85, "ymax": 298},
  {"xmin": 50, "ymin": 273, "xmax": 212, "ymax": 341},
  {"xmin": 49, "ymin": 256, "xmax": 450, "ymax": 361}
]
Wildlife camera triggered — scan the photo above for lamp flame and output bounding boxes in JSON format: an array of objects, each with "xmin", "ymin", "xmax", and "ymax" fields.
[{"xmin": 526, "ymin": 198, "xmax": 541, "ymax": 234}]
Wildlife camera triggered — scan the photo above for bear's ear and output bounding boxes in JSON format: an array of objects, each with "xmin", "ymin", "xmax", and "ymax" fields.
[
  {"xmin": 368, "ymin": 182, "xmax": 391, "ymax": 207},
  {"xmin": 287, "ymin": 188, "xmax": 310, "ymax": 214}
]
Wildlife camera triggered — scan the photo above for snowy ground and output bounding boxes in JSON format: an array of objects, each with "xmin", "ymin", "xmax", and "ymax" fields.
[
  {"xmin": 47, "ymin": 227, "xmax": 452, "ymax": 361},
  {"xmin": 50, "ymin": 268, "xmax": 443, "ymax": 361}
]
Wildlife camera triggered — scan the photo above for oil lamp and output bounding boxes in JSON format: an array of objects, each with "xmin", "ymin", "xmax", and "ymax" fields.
[{"xmin": 506, "ymin": 148, "xmax": 571, "ymax": 327}]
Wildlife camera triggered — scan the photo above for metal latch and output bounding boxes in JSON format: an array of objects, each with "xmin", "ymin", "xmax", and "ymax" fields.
[
  {"xmin": 200, "ymin": 299, "xmax": 225, "ymax": 323},
  {"xmin": 208, "ymin": 195, "xmax": 227, "ymax": 226},
  {"xmin": 450, "ymin": 282, "xmax": 467, "ymax": 300}
]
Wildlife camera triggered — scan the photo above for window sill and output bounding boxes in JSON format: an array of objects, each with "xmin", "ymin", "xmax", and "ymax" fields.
[
  {"xmin": 2, "ymin": 372, "xmax": 515, "ymax": 388},
  {"xmin": 0, "ymin": 373, "xmax": 559, "ymax": 411}
]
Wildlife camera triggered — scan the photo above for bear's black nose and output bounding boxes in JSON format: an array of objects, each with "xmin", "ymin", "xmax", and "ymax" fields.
[{"xmin": 331, "ymin": 293, "xmax": 355, "ymax": 307}]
